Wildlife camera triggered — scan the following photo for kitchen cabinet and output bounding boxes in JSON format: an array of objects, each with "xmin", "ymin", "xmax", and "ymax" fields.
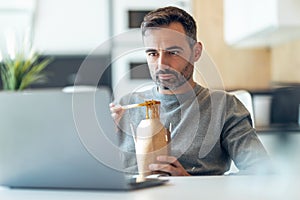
[{"xmin": 224, "ymin": 0, "xmax": 300, "ymax": 48}]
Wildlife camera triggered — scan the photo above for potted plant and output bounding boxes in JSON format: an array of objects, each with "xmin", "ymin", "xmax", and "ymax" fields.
[{"xmin": 0, "ymin": 52, "xmax": 52, "ymax": 91}]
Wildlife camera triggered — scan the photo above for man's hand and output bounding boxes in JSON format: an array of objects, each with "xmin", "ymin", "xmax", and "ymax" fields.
[
  {"xmin": 109, "ymin": 103, "xmax": 124, "ymax": 126},
  {"xmin": 149, "ymin": 155, "xmax": 191, "ymax": 176}
]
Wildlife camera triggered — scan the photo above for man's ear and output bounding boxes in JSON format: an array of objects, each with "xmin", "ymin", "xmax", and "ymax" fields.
[{"xmin": 193, "ymin": 42, "xmax": 202, "ymax": 62}]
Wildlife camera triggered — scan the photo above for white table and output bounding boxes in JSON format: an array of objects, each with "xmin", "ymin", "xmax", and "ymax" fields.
[{"xmin": 0, "ymin": 175, "xmax": 299, "ymax": 200}]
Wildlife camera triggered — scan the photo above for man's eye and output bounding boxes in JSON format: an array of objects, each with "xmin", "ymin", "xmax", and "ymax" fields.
[
  {"xmin": 147, "ymin": 52, "xmax": 158, "ymax": 57},
  {"xmin": 169, "ymin": 51, "xmax": 180, "ymax": 55}
]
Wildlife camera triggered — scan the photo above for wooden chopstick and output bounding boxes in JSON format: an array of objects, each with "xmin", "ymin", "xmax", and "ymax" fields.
[{"xmin": 121, "ymin": 103, "xmax": 141, "ymax": 110}]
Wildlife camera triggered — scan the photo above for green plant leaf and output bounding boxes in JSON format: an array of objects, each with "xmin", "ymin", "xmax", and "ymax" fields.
[{"xmin": 0, "ymin": 53, "xmax": 52, "ymax": 90}]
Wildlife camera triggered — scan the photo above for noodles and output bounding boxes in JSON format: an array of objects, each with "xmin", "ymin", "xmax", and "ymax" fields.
[{"xmin": 142, "ymin": 100, "xmax": 160, "ymax": 119}]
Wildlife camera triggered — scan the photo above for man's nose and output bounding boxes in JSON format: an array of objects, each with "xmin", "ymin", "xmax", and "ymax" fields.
[{"xmin": 157, "ymin": 52, "xmax": 169, "ymax": 70}]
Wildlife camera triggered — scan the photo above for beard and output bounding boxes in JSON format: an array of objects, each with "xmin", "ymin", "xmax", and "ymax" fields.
[{"xmin": 152, "ymin": 63, "xmax": 193, "ymax": 91}]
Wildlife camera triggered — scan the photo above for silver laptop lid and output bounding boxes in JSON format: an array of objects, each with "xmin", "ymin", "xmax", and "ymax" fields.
[{"xmin": 0, "ymin": 87, "xmax": 130, "ymax": 190}]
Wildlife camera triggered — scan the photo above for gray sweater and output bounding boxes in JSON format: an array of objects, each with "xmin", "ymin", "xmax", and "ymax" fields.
[{"xmin": 117, "ymin": 84, "xmax": 270, "ymax": 175}]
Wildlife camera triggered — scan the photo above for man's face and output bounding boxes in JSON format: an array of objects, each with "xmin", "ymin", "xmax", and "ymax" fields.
[{"xmin": 143, "ymin": 23, "xmax": 195, "ymax": 91}]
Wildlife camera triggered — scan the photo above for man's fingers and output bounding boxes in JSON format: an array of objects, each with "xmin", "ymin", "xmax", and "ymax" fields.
[
  {"xmin": 109, "ymin": 102, "xmax": 114, "ymax": 107},
  {"xmin": 149, "ymin": 163, "xmax": 175, "ymax": 173},
  {"xmin": 111, "ymin": 113, "xmax": 118, "ymax": 119},
  {"xmin": 149, "ymin": 156, "xmax": 190, "ymax": 176},
  {"xmin": 110, "ymin": 103, "xmax": 121, "ymax": 112},
  {"xmin": 157, "ymin": 155, "xmax": 181, "ymax": 167},
  {"xmin": 109, "ymin": 103, "xmax": 125, "ymax": 127},
  {"xmin": 109, "ymin": 103, "xmax": 124, "ymax": 117}
]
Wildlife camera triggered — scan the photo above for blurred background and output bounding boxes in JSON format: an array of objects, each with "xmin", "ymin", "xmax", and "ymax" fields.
[{"xmin": 0, "ymin": 0, "xmax": 299, "ymax": 88}]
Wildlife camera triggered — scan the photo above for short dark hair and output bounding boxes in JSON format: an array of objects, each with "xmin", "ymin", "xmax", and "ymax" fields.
[{"xmin": 141, "ymin": 6, "xmax": 197, "ymax": 46}]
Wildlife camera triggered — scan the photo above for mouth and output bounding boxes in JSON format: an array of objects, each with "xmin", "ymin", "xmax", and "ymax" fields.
[{"xmin": 158, "ymin": 74, "xmax": 176, "ymax": 80}]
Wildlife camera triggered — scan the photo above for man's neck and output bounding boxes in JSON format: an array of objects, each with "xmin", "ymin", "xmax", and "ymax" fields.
[{"xmin": 158, "ymin": 81, "xmax": 197, "ymax": 95}]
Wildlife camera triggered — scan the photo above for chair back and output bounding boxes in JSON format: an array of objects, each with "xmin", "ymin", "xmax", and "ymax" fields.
[{"xmin": 229, "ymin": 90, "xmax": 255, "ymax": 128}]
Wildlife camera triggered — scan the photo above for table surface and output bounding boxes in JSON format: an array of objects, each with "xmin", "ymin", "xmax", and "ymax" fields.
[{"xmin": 1, "ymin": 175, "xmax": 299, "ymax": 200}]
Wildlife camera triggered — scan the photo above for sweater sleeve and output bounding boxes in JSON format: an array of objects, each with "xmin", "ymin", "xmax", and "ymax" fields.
[{"xmin": 221, "ymin": 94, "xmax": 272, "ymax": 174}]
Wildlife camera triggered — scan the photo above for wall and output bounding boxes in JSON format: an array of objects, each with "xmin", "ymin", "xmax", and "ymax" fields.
[
  {"xmin": 271, "ymin": 40, "xmax": 300, "ymax": 84},
  {"xmin": 192, "ymin": 0, "xmax": 271, "ymax": 90},
  {"xmin": 33, "ymin": 0, "xmax": 110, "ymax": 55}
]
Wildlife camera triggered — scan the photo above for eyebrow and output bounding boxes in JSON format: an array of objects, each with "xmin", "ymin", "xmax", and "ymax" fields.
[
  {"xmin": 165, "ymin": 46, "xmax": 184, "ymax": 51},
  {"xmin": 145, "ymin": 46, "xmax": 184, "ymax": 53},
  {"xmin": 145, "ymin": 48, "xmax": 157, "ymax": 53}
]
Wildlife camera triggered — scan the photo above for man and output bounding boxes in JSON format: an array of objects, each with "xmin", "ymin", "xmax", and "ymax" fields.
[{"xmin": 110, "ymin": 6, "xmax": 271, "ymax": 176}]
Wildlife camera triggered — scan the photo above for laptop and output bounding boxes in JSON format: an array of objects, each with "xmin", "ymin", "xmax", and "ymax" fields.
[{"xmin": 0, "ymin": 87, "xmax": 168, "ymax": 190}]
